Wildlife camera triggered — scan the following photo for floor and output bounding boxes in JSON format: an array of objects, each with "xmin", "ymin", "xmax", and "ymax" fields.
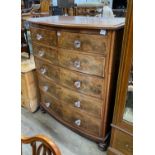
[{"xmin": 21, "ymin": 107, "xmax": 107, "ymax": 155}]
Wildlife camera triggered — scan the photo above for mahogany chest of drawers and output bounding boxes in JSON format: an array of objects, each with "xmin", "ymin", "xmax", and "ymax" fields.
[{"xmin": 28, "ymin": 16, "xmax": 125, "ymax": 149}]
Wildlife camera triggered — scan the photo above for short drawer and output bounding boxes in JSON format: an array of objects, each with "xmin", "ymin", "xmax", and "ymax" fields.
[
  {"xmin": 41, "ymin": 93, "xmax": 101, "ymax": 136},
  {"xmin": 30, "ymin": 27, "xmax": 57, "ymax": 47},
  {"xmin": 35, "ymin": 58, "xmax": 60, "ymax": 83},
  {"xmin": 33, "ymin": 44, "xmax": 58, "ymax": 65},
  {"xmin": 38, "ymin": 75, "xmax": 103, "ymax": 118},
  {"xmin": 58, "ymin": 49, "xmax": 105, "ymax": 77},
  {"xmin": 58, "ymin": 31, "xmax": 109, "ymax": 55},
  {"xmin": 35, "ymin": 59, "xmax": 104, "ymax": 99},
  {"xmin": 112, "ymin": 129, "xmax": 133, "ymax": 155}
]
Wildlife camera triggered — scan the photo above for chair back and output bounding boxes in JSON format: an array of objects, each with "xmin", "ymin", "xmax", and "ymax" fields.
[
  {"xmin": 21, "ymin": 135, "xmax": 61, "ymax": 155},
  {"xmin": 40, "ymin": 0, "xmax": 51, "ymax": 13}
]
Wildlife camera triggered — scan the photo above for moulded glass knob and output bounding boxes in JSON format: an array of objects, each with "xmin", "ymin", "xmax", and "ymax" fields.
[
  {"xmin": 74, "ymin": 81, "xmax": 81, "ymax": 88},
  {"xmin": 75, "ymin": 119, "xmax": 81, "ymax": 126},
  {"xmin": 74, "ymin": 101, "xmax": 81, "ymax": 108},
  {"xmin": 36, "ymin": 34, "xmax": 43, "ymax": 40},
  {"xmin": 73, "ymin": 60, "xmax": 80, "ymax": 68},
  {"xmin": 45, "ymin": 102, "xmax": 51, "ymax": 108},
  {"xmin": 43, "ymin": 85, "xmax": 49, "ymax": 92},
  {"xmin": 40, "ymin": 67, "xmax": 47, "ymax": 75},
  {"xmin": 57, "ymin": 31, "xmax": 61, "ymax": 36},
  {"xmin": 38, "ymin": 50, "xmax": 45, "ymax": 57},
  {"xmin": 74, "ymin": 40, "xmax": 81, "ymax": 48}
]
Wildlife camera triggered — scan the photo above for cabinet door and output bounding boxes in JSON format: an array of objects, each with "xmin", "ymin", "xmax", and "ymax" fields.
[{"xmin": 112, "ymin": 0, "xmax": 133, "ymax": 133}]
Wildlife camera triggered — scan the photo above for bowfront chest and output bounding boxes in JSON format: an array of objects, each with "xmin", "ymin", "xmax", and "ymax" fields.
[{"xmin": 28, "ymin": 16, "xmax": 125, "ymax": 149}]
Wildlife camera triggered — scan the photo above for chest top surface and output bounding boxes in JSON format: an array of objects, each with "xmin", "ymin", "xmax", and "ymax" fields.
[{"xmin": 28, "ymin": 16, "xmax": 125, "ymax": 30}]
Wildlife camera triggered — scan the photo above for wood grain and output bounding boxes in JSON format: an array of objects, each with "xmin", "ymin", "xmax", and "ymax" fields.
[
  {"xmin": 21, "ymin": 70, "xmax": 39, "ymax": 112},
  {"xmin": 110, "ymin": 129, "xmax": 133, "ymax": 155},
  {"xmin": 38, "ymin": 75, "xmax": 103, "ymax": 118},
  {"xmin": 33, "ymin": 43, "xmax": 106, "ymax": 76},
  {"xmin": 58, "ymin": 49, "xmax": 105, "ymax": 77},
  {"xmin": 41, "ymin": 92, "xmax": 101, "ymax": 136},
  {"xmin": 28, "ymin": 16, "xmax": 125, "ymax": 30},
  {"xmin": 29, "ymin": 16, "xmax": 125, "ymax": 144},
  {"xmin": 33, "ymin": 43, "xmax": 58, "ymax": 65},
  {"xmin": 107, "ymin": 0, "xmax": 133, "ymax": 154},
  {"xmin": 58, "ymin": 31, "xmax": 109, "ymax": 55},
  {"xmin": 30, "ymin": 27, "xmax": 57, "ymax": 47},
  {"xmin": 35, "ymin": 58, "xmax": 104, "ymax": 99}
]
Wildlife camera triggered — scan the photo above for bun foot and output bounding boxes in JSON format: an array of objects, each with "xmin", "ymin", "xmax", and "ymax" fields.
[
  {"xmin": 98, "ymin": 142, "xmax": 108, "ymax": 151},
  {"xmin": 40, "ymin": 106, "xmax": 46, "ymax": 113},
  {"xmin": 98, "ymin": 132, "xmax": 110, "ymax": 151}
]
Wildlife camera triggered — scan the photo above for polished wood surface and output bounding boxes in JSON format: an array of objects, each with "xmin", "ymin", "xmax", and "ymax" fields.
[
  {"xmin": 28, "ymin": 16, "xmax": 125, "ymax": 30},
  {"xmin": 21, "ymin": 134, "xmax": 61, "ymax": 155},
  {"xmin": 38, "ymin": 75, "xmax": 102, "ymax": 118},
  {"xmin": 31, "ymin": 27, "xmax": 57, "ymax": 47},
  {"xmin": 58, "ymin": 31, "xmax": 109, "ymax": 55},
  {"xmin": 107, "ymin": 0, "xmax": 133, "ymax": 154},
  {"xmin": 109, "ymin": 129, "xmax": 133, "ymax": 155},
  {"xmin": 33, "ymin": 43, "xmax": 106, "ymax": 77},
  {"xmin": 21, "ymin": 71, "xmax": 39, "ymax": 112},
  {"xmin": 41, "ymin": 92, "xmax": 101, "ymax": 136},
  {"xmin": 33, "ymin": 43, "xmax": 58, "ymax": 65},
  {"xmin": 58, "ymin": 49, "xmax": 106, "ymax": 77},
  {"xmin": 29, "ymin": 16, "xmax": 124, "ymax": 148},
  {"xmin": 35, "ymin": 58, "xmax": 104, "ymax": 99}
]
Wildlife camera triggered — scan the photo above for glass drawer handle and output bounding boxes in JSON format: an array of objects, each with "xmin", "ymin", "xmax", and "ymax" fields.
[
  {"xmin": 40, "ymin": 67, "xmax": 47, "ymax": 75},
  {"xmin": 125, "ymin": 144, "xmax": 129, "ymax": 148},
  {"xmin": 75, "ymin": 119, "xmax": 81, "ymax": 126},
  {"xmin": 36, "ymin": 34, "xmax": 43, "ymax": 40},
  {"xmin": 74, "ymin": 40, "xmax": 81, "ymax": 48},
  {"xmin": 45, "ymin": 102, "xmax": 51, "ymax": 108},
  {"xmin": 73, "ymin": 60, "xmax": 80, "ymax": 68},
  {"xmin": 38, "ymin": 50, "xmax": 45, "ymax": 57},
  {"xmin": 43, "ymin": 85, "xmax": 49, "ymax": 92},
  {"xmin": 74, "ymin": 101, "xmax": 81, "ymax": 108},
  {"xmin": 57, "ymin": 31, "xmax": 61, "ymax": 36},
  {"xmin": 74, "ymin": 81, "xmax": 81, "ymax": 88}
]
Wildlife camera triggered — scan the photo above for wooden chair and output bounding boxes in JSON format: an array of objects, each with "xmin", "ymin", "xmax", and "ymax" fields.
[
  {"xmin": 31, "ymin": 0, "xmax": 51, "ymax": 17},
  {"xmin": 21, "ymin": 135, "xmax": 61, "ymax": 155}
]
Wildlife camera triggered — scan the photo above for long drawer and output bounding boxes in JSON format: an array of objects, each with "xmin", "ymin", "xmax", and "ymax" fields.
[
  {"xmin": 33, "ymin": 44, "xmax": 105, "ymax": 77},
  {"xmin": 38, "ymin": 75, "xmax": 103, "ymax": 118},
  {"xmin": 41, "ymin": 92, "xmax": 101, "ymax": 136},
  {"xmin": 30, "ymin": 27, "xmax": 57, "ymax": 47},
  {"xmin": 58, "ymin": 49, "xmax": 105, "ymax": 77},
  {"xmin": 35, "ymin": 58, "xmax": 104, "ymax": 99},
  {"xmin": 58, "ymin": 31, "xmax": 109, "ymax": 55}
]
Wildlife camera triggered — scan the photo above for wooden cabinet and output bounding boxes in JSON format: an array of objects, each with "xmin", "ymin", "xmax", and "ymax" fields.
[
  {"xmin": 28, "ymin": 16, "xmax": 125, "ymax": 150},
  {"xmin": 107, "ymin": 0, "xmax": 133, "ymax": 154}
]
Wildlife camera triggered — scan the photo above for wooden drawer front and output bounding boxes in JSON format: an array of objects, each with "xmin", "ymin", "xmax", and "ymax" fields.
[
  {"xmin": 38, "ymin": 75, "xmax": 102, "ymax": 118},
  {"xmin": 60, "ymin": 69, "xmax": 103, "ymax": 99},
  {"xmin": 33, "ymin": 44, "xmax": 58, "ymax": 65},
  {"xmin": 58, "ymin": 31, "xmax": 109, "ymax": 55},
  {"xmin": 35, "ymin": 59, "xmax": 104, "ymax": 99},
  {"xmin": 35, "ymin": 58, "xmax": 60, "ymax": 83},
  {"xmin": 58, "ymin": 49, "xmax": 105, "ymax": 77},
  {"xmin": 30, "ymin": 27, "xmax": 57, "ymax": 47},
  {"xmin": 41, "ymin": 93, "xmax": 101, "ymax": 136},
  {"xmin": 112, "ymin": 130, "xmax": 133, "ymax": 155}
]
